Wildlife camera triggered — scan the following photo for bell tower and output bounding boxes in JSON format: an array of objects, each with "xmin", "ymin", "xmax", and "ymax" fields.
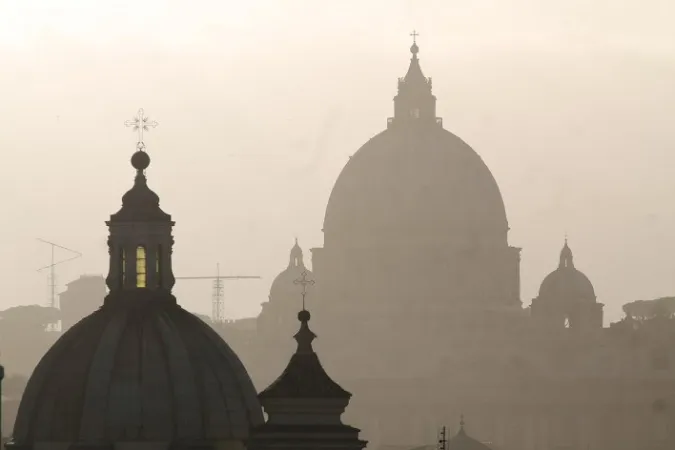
[{"xmin": 105, "ymin": 109, "xmax": 176, "ymax": 298}]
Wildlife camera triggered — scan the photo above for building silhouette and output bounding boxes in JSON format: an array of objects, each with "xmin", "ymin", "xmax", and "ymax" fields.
[
  {"xmin": 233, "ymin": 39, "xmax": 675, "ymax": 450},
  {"xmin": 58, "ymin": 274, "xmax": 107, "ymax": 332},
  {"xmin": 250, "ymin": 304, "xmax": 367, "ymax": 450},
  {"xmin": 8, "ymin": 141, "xmax": 264, "ymax": 449}
]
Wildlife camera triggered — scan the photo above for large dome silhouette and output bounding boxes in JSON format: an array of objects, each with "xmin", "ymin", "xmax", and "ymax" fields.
[
  {"xmin": 323, "ymin": 124, "xmax": 508, "ymax": 247},
  {"xmin": 10, "ymin": 140, "xmax": 264, "ymax": 449},
  {"xmin": 12, "ymin": 297, "xmax": 263, "ymax": 444}
]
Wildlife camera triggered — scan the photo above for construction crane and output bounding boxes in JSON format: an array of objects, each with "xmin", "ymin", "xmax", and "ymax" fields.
[
  {"xmin": 36, "ymin": 238, "xmax": 82, "ymax": 331},
  {"xmin": 175, "ymin": 263, "xmax": 260, "ymax": 323}
]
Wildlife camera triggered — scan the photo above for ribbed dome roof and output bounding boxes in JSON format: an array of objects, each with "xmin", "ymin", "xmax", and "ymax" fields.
[
  {"xmin": 538, "ymin": 241, "xmax": 596, "ymax": 302},
  {"xmin": 12, "ymin": 293, "xmax": 263, "ymax": 446},
  {"xmin": 323, "ymin": 124, "xmax": 508, "ymax": 246}
]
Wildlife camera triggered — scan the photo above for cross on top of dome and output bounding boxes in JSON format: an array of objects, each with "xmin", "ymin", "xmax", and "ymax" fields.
[
  {"xmin": 125, "ymin": 108, "xmax": 158, "ymax": 152},
  {"xmin": 410, "ymin": 29, "xmax": 420, "ymax": 54}
]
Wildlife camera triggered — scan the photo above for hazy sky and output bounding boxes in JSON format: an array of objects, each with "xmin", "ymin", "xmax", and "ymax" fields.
[{"xmin": 0, "ymin": 0, "xmax": 674, "ymax": 323}]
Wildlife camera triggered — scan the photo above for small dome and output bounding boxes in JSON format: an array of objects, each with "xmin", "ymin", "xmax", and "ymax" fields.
[
  {"xmin": 538, "ymin": 241, "xmax": 596, "ymax": 302},
  {"xmin": 12, "ymin": 295, "xmax": 263, "ymax": 446},
  {"xmin": 269, "ymin": 240, "xmax": 313, "ymax": 302},
  {"xmin": 447, "ymin": 419, "xmax": 494, "ymax": 450}
]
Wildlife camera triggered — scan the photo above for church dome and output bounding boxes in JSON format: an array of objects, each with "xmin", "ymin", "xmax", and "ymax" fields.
[
  {"xmin": 446, "ymin": 418, "xmax": 493, "ymax": 450},
  {"xmin": 323, "ymin": 125, "xmax": 508, "ymax": 245},
  {"xmin": 538, "ymin": 240, "xmax": 596, "ymax": 302},
  {"xmin": 323, "ymin": 43, "xmax": 507, "ymax": 247},
  {"xmin": 11, "ymin": 119, "xmax": 263, "ymax": 449},
  {"xmin": 269, "ymin": 239, "xmax": 313, "ymax": 302},
  {"xmin": 12, "ymin": 294, "xmax": 263, "ymax": 445}
]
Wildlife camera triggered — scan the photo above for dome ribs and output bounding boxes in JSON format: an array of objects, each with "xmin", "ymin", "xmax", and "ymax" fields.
[
  {"xmin": 171, "ymin": 309, "xmax": 231, "ymax": 440},
  {"xmin": 192, "ymin": 313, "xmax": 264, "ymax": 435},
  {"xmin": 154, "ymin": 313, "xmax": 203, "ymax": 440},
  {"xmin": 77, "ymin": 309, "xmax": 129, "ymax": 442},
  {"xmin": 140, "ymin": 313, "xmax": 174, "ymax": 440}
]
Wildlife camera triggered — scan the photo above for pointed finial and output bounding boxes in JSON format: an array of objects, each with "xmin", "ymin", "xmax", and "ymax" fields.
[
  {"xmin": 409, "ymin": 30, "xmax": 419, "ymax": 55},
  {"xmin": 559, "ymin": 236, "xmax": 574, "ymax": 269},
  {"xmin": 126, "ymin": 109, "xmax": 158, "ymax": 175},
  {"xmin": 294, "ymin": 308, "xmax": 316, "ymax": 353},
  {"xmin": 460, "ymin": 414, "xmax": 465, "ymax": 429}
]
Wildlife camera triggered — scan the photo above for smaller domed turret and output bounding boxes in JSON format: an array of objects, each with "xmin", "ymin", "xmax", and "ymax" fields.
[
  {"xmin": 531, "ymin": 239, "xmax": 603, "ymax": 330},
  {"xmin": 258, "ymin": 239, "xmax": 315, "ymax": 339},
  {"xmin": 447, "ymin": 416, "xmax": 494, "ymax": 450}
]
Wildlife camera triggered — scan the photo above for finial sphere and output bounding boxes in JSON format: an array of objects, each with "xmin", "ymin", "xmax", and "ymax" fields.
[
  {"xmin": 298, "ymin": 309, "xmax": 311, "ymax": 322},
  {"xmin": 131, "ymin": 150, "xmax": 150, "ymax": 170},
  {"xmin": 410, "ymin": 42, "xmax": 419, "ymax": 55}
]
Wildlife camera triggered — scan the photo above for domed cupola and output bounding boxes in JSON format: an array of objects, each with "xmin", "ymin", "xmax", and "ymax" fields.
[
  {"xmin": 8, "ymin": 110, "xmax": 264, "ymax": 450},
  {"xmin": 531, "ymin": 239, "xmax": 603, "ymax": 330},
  {"xmin": 269, "ymin": 239, "xmax": 313, "ymax": 300},
  {"xmin": 446, "ymin": 417, "xmax": 494, "ymax": 450},
  {"xmin": 258, "ymin": 239, "xmax": 314, "ymax": 338},
  {"xmin": 315, "ymin": 34, "xmax": 520, "ymax": 317}
]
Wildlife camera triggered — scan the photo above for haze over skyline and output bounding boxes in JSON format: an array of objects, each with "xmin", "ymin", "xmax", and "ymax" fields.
[{"xmin": 1, "ymin": 0, "xmax": 674, "ymax": 322}]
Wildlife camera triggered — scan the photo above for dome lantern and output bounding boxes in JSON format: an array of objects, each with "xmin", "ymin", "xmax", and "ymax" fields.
[{"xmin": 105, "ymin": 109, "xmax": 175, "ymax": 297}]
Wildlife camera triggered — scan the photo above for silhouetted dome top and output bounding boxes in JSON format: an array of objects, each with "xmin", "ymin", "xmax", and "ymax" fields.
[
  {"xmin": 259, "ymin": 309, "xmax": 350, "ymax": 400},
  {"xmin": 12, "ymin": 295, "xmax": 263, "ymax": 445},
  {"xmin": 447, "ymin": 418, "xmax": 493, "ymax": 450},
  {"xmin": 110, "ymin": 150, "xmax": 171, "ymax": 223},
  {"xmin": 269, "ymin": 239, "xmax": 313, "ymax": 301},
  {"xmin": 538, "ymin": 240, "xmax": 596, "ymax": 302},
  {"xmin": 323, "ymin": 125, "xmax": 508, "ymax": 244}
]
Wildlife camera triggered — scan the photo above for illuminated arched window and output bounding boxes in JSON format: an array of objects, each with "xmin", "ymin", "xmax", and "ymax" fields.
[
  {"xmin": 120, "ymin": 248, "xmax": 126, "ymax": 287},
  {"xmin": 156, "ymin": 245, "xmax": 163, "ymax": 287},
  {"xmin": 136, "ymin": 246, "xmax": 147, "ymax": 288}
]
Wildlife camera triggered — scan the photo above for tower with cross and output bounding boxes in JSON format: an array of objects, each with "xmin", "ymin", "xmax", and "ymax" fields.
[{"xmin": 250, "ymin": 265, "xmax": 367, "ymax": 450}]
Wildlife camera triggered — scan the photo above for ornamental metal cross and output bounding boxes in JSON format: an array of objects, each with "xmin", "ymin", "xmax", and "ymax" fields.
[
  {"xmin": 125, "ymin": 108, "xmax": 158, "ymax": 150},
  {"xmin": 410, "ymin": 30, "xmax": 419, "ymax": 43},
  {"xmin": 294, "ymin": 270, "xmax": 315, "ymax": 310}
]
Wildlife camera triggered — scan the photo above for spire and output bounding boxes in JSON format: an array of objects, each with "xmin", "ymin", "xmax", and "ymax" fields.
[
  {"xmin": 105, "ymin": 109, "xmax": 176, "ymax": 296},
  {"xmin": 404, "ymin": 30, "xmax": 427, "ymax": 87},
  {"xmin": 294, "ymin": 309, "xmax": 316, "ymax": 354},
  {"xmin": 257, "ymin": 272, "xmax": 351, "ymax": 401},
  {"xmin": 293, "ymin": 271, "xmax": 317, "ymax": 353},
  {"xmin": 390, "ymin": 31, "xmax": 439, "ymax": 127},
  {"xmin": 458, "ymin": 415, "xmax": 466, "ymax": 436},
  {"xmin": 559, "ymin": 237, "xmax": 574, "ymax": 269},
  {"xmin": 288, "ymin": 238, "xmax": 305, "ymax": 269}
]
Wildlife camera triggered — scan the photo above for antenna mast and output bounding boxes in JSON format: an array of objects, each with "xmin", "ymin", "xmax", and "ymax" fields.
[
  {"xmin": 212, "ymin": 263, "xmax": 225, "ymax": 323},
  {"xmin": 438, "ymin": 426, "xmax": 447, "ymax": 450},
  {"xmin": 36, "ymin": 238, "xmax": 82, "ymax": 311},
  {"xmin": 175, "ymin": 265, "xmax": 261, "ymax": 323}
]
